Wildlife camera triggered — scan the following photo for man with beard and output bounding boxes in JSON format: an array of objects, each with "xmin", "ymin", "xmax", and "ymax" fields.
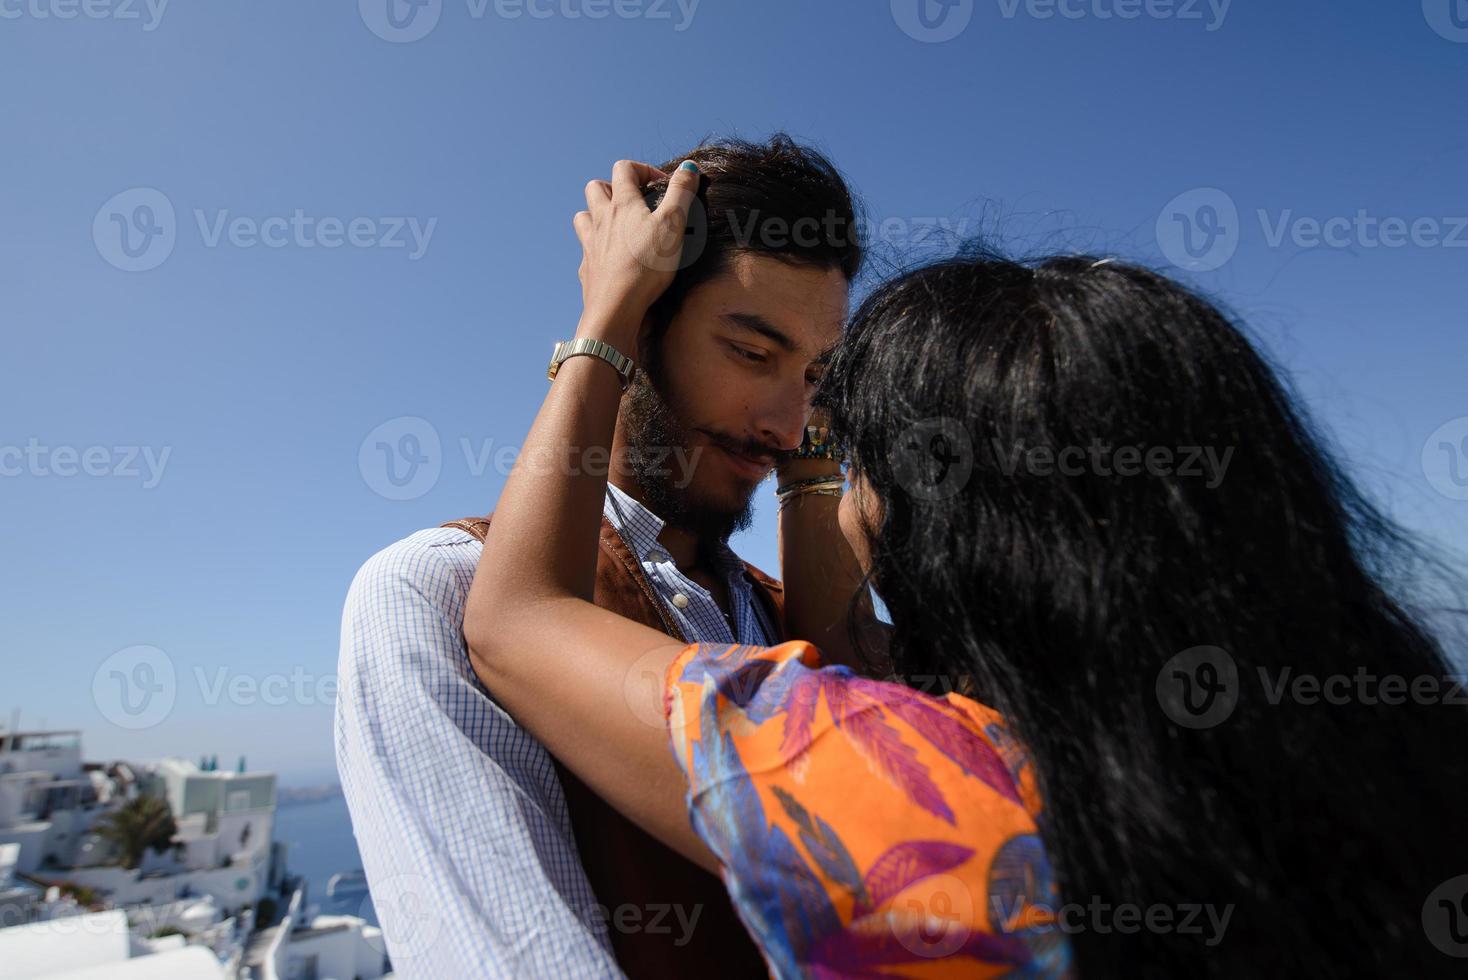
[{"xmin": 335, "ymin": 136, "xmax": 871, "ymax": 978}]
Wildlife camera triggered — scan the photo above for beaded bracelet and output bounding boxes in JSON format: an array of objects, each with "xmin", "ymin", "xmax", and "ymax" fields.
[{"xmin": 790, "ymin": 423, "xmax": 844, "ymax": 462}]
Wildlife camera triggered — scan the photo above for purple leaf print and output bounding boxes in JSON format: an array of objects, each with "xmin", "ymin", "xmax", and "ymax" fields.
[
  {"xmin": 853, "ymin": 840, "xmax": 974, "ymax": 918},
  {"xmin": 833, "ymin": 690, "xmax": 954, "ymax": 824},
  {"xmin": 852, "ymin": 677, "xmax": 1025, "ymax": 807},
  {"xmin": 778, "ymin": 671, "xmax": 823, "ymax": 763}
]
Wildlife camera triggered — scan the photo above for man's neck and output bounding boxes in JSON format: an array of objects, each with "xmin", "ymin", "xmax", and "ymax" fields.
[{"xmin": 607, "ymin": 470, "xmax": 705, "ymax": 571}]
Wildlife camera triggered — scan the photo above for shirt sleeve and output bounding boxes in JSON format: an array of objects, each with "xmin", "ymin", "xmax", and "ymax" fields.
[
  {"xmin": 335, "ymin": 532, "xmax": 622, "ymax": 980},
  {"xmin": 663, "ymin": 641, "xmax": 1073, "ymax": 979}
]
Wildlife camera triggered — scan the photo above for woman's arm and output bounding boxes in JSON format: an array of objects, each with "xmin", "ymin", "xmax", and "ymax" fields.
[
  {"xmin": 463, "ymin": 159, "xmax": 718, "ymax": 871},
  {"xmin": 775, "ymin": 421, "xmax": 891, "ymax": 675}
]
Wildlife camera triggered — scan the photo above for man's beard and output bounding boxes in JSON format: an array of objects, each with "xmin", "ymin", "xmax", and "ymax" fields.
[{"xmin": 620, "ymin": 342, "xmax": 759, "ymax": 553}]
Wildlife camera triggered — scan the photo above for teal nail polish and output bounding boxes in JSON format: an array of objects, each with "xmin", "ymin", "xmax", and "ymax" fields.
[{"xmin": 679, "ymin": 160, "xmax": 699, "ymax": 173}]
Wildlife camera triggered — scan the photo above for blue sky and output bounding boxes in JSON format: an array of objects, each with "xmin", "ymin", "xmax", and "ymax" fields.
[{"xmin": 3, "ymin": 0, "xmax": 1465, "ymax": 784}]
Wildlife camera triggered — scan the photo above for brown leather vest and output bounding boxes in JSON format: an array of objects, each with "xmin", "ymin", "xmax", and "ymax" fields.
[{"xmin": 444, "ymin": 512, "xmax": 782, "ymax": 979}]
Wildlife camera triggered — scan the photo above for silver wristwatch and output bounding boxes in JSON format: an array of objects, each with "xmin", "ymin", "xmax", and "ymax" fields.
[{"xmin": 547, "ymin": 338, "xmax": 636, "ymax": 392}]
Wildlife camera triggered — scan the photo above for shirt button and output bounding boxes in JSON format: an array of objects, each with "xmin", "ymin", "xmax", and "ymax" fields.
[{"xmin": 671, "ymin": 593, "xmax": 690, "ymax": 609}]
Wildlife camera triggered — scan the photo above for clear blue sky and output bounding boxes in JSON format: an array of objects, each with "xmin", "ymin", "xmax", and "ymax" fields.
[{"xmin": 3, "ymin": 0, "xmax": 1465, "ymax": 784}]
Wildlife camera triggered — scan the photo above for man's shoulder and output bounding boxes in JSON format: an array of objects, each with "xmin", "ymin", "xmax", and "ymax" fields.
[{"xmin": 347, "ymin": 525, "xmax": 484, "ymax": 605}]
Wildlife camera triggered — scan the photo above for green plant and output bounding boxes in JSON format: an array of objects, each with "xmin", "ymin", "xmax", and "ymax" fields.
[{"xmin": 93, "ymin": 796, "xmax": 178, "ymax": 870}]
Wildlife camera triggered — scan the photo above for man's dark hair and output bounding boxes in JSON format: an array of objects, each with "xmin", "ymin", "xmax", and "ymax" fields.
[{"xmin": 640, "ymin": 134, "xmax": 864, "ymax": 345}]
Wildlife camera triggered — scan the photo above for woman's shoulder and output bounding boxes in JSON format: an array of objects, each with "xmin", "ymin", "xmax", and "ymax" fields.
[{"xmin": 663, "ymin": 641, "xmax": 1071, "ymax": 978}]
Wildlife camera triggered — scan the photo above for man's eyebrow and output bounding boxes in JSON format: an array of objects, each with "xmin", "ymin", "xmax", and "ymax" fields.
[{"xmin": 721, "ymin": 312, "xmax": 798, "ymax": 353}]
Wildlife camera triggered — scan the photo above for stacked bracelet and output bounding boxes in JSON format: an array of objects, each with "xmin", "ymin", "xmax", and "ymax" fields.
[
  {"xmin": 790, "ymin": 423, "xmax": 844, "ymax": 462},
  {"xmin": 775, "ymin": 474, "xmax": 845, "ymax": 506}
]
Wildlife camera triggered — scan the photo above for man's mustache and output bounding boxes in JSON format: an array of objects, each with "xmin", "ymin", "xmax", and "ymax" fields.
[{"xmin": 698, "ymin": 429, "xmax": 791, "ymax": 468}]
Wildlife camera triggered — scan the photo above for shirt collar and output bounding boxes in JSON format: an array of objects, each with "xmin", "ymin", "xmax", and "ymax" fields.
[{"xmin": 603, "ymin": 483, "xmax": 749, "ymax": 579}]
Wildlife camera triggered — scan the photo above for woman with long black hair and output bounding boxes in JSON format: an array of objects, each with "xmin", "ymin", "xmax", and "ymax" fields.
[{"xmin": 463, "ymin": 159, "xmax": 1467, "ymax": 977}]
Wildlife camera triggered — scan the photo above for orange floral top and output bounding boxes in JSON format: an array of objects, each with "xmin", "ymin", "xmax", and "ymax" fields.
[{"xmin": 663, "ymin": 641, "xmax": 1073, "ymax": 979}]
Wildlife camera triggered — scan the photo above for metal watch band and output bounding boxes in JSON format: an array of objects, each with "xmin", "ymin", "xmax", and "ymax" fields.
[{"xmin": 547, "ymin": 338, "xmax": 636, "ymax": 391}]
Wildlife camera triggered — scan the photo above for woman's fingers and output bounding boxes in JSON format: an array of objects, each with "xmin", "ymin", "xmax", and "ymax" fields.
[
  {"xmin": 584, "ymin": 179, "xmax": 613, "ymax": 212},
  {"xmin": 655, "ymin": 160, "xmax": 700, "ymax": 226},
  {"xmin": 572, "ymin": 209, "xmax": 592, "ymax": 243},
  {"xmin": 611, "ymin": 159, "xmax": 668, "ymax": 201}
]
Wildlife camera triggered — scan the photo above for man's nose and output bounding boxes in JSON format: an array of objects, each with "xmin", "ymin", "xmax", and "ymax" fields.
[{"xmin": 755, "ymin": 384, "xmax": 812, "ymax": 453}]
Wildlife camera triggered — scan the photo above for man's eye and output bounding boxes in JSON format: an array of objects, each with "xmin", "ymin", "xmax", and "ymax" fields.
[{"xmin": 729, "ymin": 343, "xmax": 767, "ymax": 363}]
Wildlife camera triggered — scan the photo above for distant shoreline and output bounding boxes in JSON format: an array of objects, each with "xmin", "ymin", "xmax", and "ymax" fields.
[{"xmin": 275, "ymin": 783, "xmax": 343, "ymax": 807}]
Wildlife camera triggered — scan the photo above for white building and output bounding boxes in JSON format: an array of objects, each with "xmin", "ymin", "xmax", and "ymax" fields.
[
  {"xmin": 0, "ymin": 731, "xmax": 106, "ymax": 876},
  {"xmin": 0, "ymin": 728, "xmax": 388, "ymax": 979}
]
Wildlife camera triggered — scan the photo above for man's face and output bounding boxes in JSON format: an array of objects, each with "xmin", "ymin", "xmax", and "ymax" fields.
[{"xmin": 620, "ymin": 251, "xmax": 849, "ymax": 542}]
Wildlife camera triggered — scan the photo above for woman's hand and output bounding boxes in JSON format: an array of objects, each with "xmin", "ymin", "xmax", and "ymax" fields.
[{"xmin": 573, "ymin": 159, "xmax": 702, "ymax": 358}]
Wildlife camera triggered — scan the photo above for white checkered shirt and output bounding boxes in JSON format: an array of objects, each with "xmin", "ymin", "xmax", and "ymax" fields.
[{"xmin": 334, "ymin": 483, "xmax": 778, "ymax": 979}]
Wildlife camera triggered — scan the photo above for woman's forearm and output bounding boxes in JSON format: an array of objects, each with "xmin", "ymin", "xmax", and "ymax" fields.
[{"xmin": 776, "ymin": 457, "xmax": 890, "ymax": 674}]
